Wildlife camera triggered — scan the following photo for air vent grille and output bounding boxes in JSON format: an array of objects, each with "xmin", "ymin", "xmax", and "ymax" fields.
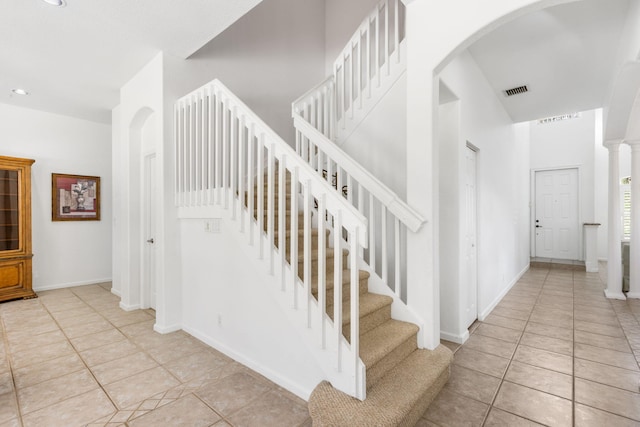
[{"xmin": 504, "ymin": 85, "xmax": 528, "ymax": 97}]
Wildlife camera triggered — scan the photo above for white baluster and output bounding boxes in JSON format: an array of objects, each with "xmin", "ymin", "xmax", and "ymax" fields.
[
  {"xmin": 239, "ymin": 115, "xmax": 246, "ymax": 232},
  {"xmin": 318, "ymin": 193, "xmax": 327, "ymax": 349},
  {"xmin": 381, "ymin": 205, "xmax": 388, "ymax": 285},
  {"xmin": 257, "ymin": 135, "xmax": 265, "ymax": 259},
  {"xmin": 375, "ymin": 13, "xmax": 380, "ymax": 87},
  {"xmin": 394, "ymin": 218, "xmax": 401, "ymax": 299},
  {"xmin": 333, "ymin": 210, "xmax": 343, "ymax": 372},
  {"xmin": 207, "ymin": 89, "xmax": 214, "ymax": 204},
  {"xmin": 214, "ymin": 92, "xmax": 222, "ymax": 205},
  {"xmin": 189, "ymin": 99, "xmax": 194, "ymax": 206},
  {"xmin": 248, "ymin": 124, "xmax": 255, "ymax": 245},
  {"xmin": 222, "ymin": 99, "xmax": 229, "ymax": 209},
  {"xmin": 394, "ymin": 0, "xmax": 400, "ymax": 63},
  {"xmin": 279, "ymin": 155, "xmax": 287, "ymax": 290},
  {"xmin": 268, "ymin": 144, "xmax": 275, "ymax": 274},
  {"xmin": 349, "ymin": 228, "xmax": 360, "ymax": 375},
  {"xmin": 366, "ymin": 22, "xmax": 372, "ymax": 99},
  {"xmin": 230, "ymin": 106, "xmax": 237, "ymax": 217},
  {"xmin": 304, "ymin": 179, "xmax": 312, "ymax": 327},
  {"xmin": 385, "ymin": 0, "xmax": 390, "ymax": 76},
  {"xmin": 291, "ymin": 167, "xmax": 300, "ymax": 309},
  {"xmin": 369, "ymin": 195, "xmax": 376, "ymax": 272}
]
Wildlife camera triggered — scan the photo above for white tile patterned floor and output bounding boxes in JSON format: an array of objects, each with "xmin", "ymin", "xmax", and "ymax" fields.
[{"xmin": 0, "ymin": 283, "xmax": 311, "ymax": 427}]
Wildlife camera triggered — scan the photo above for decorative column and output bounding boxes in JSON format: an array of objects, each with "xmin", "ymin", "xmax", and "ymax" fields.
[
  {"xmin": 605, "ymin": 140, "xmax": 625, "ymax": 299},
  {"xmin": 628, "ymin": 140, "xmax": 640, "ymax": 298}
]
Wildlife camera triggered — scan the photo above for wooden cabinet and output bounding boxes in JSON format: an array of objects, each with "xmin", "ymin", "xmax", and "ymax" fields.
[{"xmin": 0, "ymin": 156, "xmax": 35, "ymax": 302}]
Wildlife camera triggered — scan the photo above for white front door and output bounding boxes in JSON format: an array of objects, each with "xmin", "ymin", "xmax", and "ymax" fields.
[
  {"xmin": 464, "ymin": 146, "xmax": 478, "ymax": 328},
  {"xmin": 535, "ymin": 168, "xmax": 579, "ymax": 260},
  {"xmin": 143, "ymin": 153, "xmax": 157, "ymax": 309}
]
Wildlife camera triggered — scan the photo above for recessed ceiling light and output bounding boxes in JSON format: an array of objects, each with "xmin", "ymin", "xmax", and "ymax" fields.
[
  {"xmin": 41, "ymin": 0, "xmax": 66, "ymax": 6},
  {"xmin": 11, "ymin": 89, "xmax": 29, "ymax": 96}
]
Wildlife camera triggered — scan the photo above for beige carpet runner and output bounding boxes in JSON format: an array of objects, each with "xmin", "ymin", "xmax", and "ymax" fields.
[{"xmin": 251, "ymin": 171, "xmax": 452, "ymax": 426}]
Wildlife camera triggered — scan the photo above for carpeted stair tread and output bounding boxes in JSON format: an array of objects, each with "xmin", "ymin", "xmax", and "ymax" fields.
[
  {"xmin": 333, "ymin": 292, "xmax": 392, "ymax": 325},
  {"xmin": 311, "ymin": 269, "xmax": 369, "ymax": 288},
  {"xmin": 297, "ymin": 247, "xmax": 348, "ymax": 263},
  {"xmin": 359, "ymin": 319, "xmax": 419, "ymax": 368},
  {"xmin": 308, "ymin": 345, "xmax": 453, "ymax": 427}
]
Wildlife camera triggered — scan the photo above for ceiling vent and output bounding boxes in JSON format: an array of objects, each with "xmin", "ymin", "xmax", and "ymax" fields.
[{"xmin": 504, "ymin": 85, "xmax": 528, "ymax": 97}]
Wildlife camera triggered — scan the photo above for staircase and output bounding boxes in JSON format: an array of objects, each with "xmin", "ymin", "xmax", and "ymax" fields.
[
  {"xmin": 246, "ymin": 166, "xmax": 452, "ymax": 425},
  {"xmin": 173, "ymin": 0, "xmax": 452, "ymax": 424}
]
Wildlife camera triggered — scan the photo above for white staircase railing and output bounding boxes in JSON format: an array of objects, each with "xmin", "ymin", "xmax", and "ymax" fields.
[
  {"xmin": 293, "ymin": 0, "xmax": 424, "ymax": 317},
  {"xmin": 308, "ymin": 0, "xmax": 406, "ymax": 144},
  {"xmin": 174, "ymin": 79, "xmax": 369, "ymax": 400}
]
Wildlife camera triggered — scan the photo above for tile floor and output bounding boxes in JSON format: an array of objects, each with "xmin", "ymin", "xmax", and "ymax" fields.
[
  {"xmin": 420, "ymin": 265, "xmax": 640, "ymax": 427},
  {"xmin": 1, "ymin": 265, "xmax": 639, "ymax": 426},
  {"xmin": 0, "ymin": 284, "xmax": 311, "ymax": 427}
]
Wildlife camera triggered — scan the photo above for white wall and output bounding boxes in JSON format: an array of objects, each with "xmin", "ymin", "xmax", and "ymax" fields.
[
  {"xmin": 114, "ymin": 53, "xmax": 182, "ymax": 335},
  {"xmin": 529, "ymin": 109, "xmax": 598, "ymax": 259},
  {"xmin": 179, "ymin": 218, "xmax": 325, "ymax": 399},
  {"xmin": 167, "ymin": 0, "xmax": 326, "ymax": 145},
  {"xmin": 438, "ymin": 99, "xmax": 462, "ymax": 341},
  {"xmin": 340, "ymin": 73, "xmax": 408, "ymax": 198},
  {"xmin": 0, "ymin": 103, "xmax": 112, "ymax": 291},
  {"xmin": 439, "ymin": 50, "xmax": 530, "ymax": 341}
]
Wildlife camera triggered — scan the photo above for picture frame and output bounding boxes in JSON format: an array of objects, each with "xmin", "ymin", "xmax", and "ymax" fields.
[{"xmin": 52, "ymin": 173, "xmax": 101, "ymax": 221}]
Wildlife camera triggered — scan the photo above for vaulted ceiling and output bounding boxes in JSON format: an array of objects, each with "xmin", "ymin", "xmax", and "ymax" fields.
[
  {"xmin": 467, "ymin": 0, "xmax": 631, "ymax": 123},
  {"xmin": 0, "ymin": 0, "xmax": 633, "ymax": 126},
  {"xmin": 0, "ymin": 0, "xmax": 261, "ymax": 123}
]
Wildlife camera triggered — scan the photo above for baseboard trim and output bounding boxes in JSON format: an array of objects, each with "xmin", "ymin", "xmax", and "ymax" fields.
[
  {"xmin": 34, "ymin": 277, "xmax": 113, "ymax": 292},
  {"xmin": 119, "ymin": 301, "xmax": 140, "ymax": 311},
  {"xmin": 604, "ymin": 289, "xmax": 626, "ymax": 300},
  {"xmin": 478, "ymin": 264, "xmax": 529, "ymax": 321},
  {"xmin": 625, "ymin": 292, "xmax": 640, "ymax": 299},
  {"xmin": 153, "ymin": 323, "xmax": 182, "ymax": 334},
  {"xmin": 111, "ymin": 288, "xmax": 121, "ymax": 297},
  {"xmin": 183, "ymin": 326, "xmax": 312, "ymax": 401},
  {"xmin": 440, "ymin": 330, "xmax": 469, "ymax": 344}
]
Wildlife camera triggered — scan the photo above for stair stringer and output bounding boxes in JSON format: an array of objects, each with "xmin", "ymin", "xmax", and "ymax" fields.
[{"xmin": 179, "ymin": 190, "xmax": 367, "ymax": 400}]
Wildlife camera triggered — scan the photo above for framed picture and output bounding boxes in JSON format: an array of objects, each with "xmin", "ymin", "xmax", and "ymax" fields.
[{"xmin": 52, "ymin": 173, "xmax": 101, "ymax": 221}]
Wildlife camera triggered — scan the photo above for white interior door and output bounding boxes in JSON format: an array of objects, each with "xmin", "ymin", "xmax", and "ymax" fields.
[
  {"xmin": 143, "ymin": 153, "xmax": 157, "ymax": 309},
  {"xmin": 535, "ymin": 168, "xmax": 579, "ymax": 260},
  {"xmin": 464, "ymin": 146, "xmax": 478, "ymax": 328}
]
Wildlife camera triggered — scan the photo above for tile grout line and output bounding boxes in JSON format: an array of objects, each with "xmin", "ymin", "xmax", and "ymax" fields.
[
  {"xmin": 478, "ymin": 267, "xmax": 550, "ymax": 426},
  {"xmin": 0, "ymin": 303, "xmax": 25, "ymax": 427},
  {"xmin": 572, "ymin": 269, "xmax": 576, "ymax": 427},
  {"xmin": 39, "ymin": 288, "xmax": 123, "ymax": 425}
]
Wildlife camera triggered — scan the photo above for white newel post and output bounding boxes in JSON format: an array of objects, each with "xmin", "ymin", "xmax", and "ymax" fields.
[
  {"xmin": 628, "ymin": 140, "xmax": 640, "ymax": 298},
  {"xmin": 605, "ymin": 141, "xmax": 625, "ymax": 299}
]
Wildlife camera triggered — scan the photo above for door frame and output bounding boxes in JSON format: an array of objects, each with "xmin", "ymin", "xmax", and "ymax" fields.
[
  {"xmin": 464, "ymin": 142, "xmax": 479, "ymax": 329},
  {"xmin": 142, "ymin": 152, "xmax": 157, "ymax": 309},
  {"xmin": 530, "ymin": 166, "xmax": 582, "ymax": 260}
]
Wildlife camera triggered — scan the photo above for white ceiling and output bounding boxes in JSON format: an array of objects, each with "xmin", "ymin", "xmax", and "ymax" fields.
[
  {"xmin": 1, "ymin": 0, "xmax": 632, "ymax": 126},
  {"xmin": 467, "ymin": 0, "xmax": 631, "ymax": 123},
  {"xmin": 0, "ymin": 0, "xmax": 261, "ymax": 124}
]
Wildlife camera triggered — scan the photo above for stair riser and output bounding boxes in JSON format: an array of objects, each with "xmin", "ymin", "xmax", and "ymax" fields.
[
  {"xmin": 312, "ymin": 276, "xmax": 369, "ymax": 304},
  {"xmin": 342, "ymin": 304, "xmax": 391, "ymax": 341},
  {"xmin": 275, "ymin": 231, "xmax": 330, "ymax": 254},
  {"xmin": 366, "ymin": 335, "xmax": 417, "ymax": 390},
  {"xmin": 245, "ymin": 192, "xmax": 292, "ymax": 207},
  {"xmin": 297, "ymin": 253, "xmax": 349, "ymax": 280}
]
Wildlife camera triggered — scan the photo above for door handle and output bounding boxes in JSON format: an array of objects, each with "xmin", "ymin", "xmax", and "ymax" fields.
[{"xmin": 146, "ymin": 238, "xmax": 154, "ymax": 244}]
